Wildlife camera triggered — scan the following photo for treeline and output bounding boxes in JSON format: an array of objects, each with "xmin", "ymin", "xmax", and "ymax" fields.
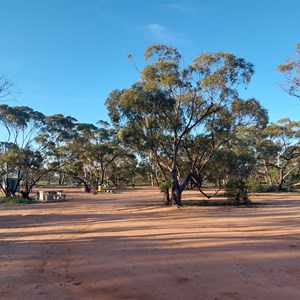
[
  {"xmin": 0, "ymin": 107, "xmax": 144, "ymax": 196},
  {"xmin": 0, "ymin": 43, "xmax": 299, "ymax": 204}
]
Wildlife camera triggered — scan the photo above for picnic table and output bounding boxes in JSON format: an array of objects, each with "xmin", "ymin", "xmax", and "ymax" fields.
[{"xmin": 36, "ymin": 190, "xmax": 67, "ymax": 202}]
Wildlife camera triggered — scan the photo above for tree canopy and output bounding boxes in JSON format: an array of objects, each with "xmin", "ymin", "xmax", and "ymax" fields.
[{"xmin": 277, "ymin": 42, "xmax": 300, "ymax": 99}]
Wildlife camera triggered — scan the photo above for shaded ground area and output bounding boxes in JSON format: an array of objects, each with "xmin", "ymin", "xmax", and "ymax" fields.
[{"xmin": 0, "ymin": 187, "xmax": 300, "ymax": 299}]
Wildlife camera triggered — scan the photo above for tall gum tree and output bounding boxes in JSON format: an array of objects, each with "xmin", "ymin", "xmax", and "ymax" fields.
[
  {"xmin": 106, "ymin": 44, "xmax": 262, "ymax": 206},
  {"xmin": 0, "ymin": 105, "xmax": 45, "ymax": 196},
  {"xmin": 0, "ymin": 107, "xmax": 78, "ymax": 196}
]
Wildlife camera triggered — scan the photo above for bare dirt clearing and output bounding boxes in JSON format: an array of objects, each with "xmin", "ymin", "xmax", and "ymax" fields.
[{"xmin": 0, "ymin": 187, "xmax": 300, "ymax": 299}]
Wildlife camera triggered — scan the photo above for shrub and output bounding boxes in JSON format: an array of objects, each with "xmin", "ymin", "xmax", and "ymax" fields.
[
  {"xmin": 0, "ymin": 197, "xmax": 33, "ymax": 205},
  {"xmin": 246, "ymin": 177, "xmax": 266, "ymax": 193},
  {"xmin": 225, "ymin": 178, "xmax": 250, "ymax": 204},
  {"xmin": 159, "ymin": 179, "xmax": 171, "ymax": 205}
]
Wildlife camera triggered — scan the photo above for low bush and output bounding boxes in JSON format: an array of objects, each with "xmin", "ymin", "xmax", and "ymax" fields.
[
  {"xmin": 225, "ymin": 178, "xmax": 250, "ymax": 204},
  {"xmin": 0, "ymin": 197, "xmax": 34, "ymax": 205}
]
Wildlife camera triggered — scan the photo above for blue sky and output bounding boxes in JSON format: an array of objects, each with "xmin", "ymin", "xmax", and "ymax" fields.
[{"xmin": 0, "ymin": 0, "xmax": 299, "ymax": 125}]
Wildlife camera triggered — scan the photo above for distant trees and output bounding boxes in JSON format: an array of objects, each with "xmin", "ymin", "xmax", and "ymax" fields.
[
  {"xmin": 65, "ymin": 122, "xmax": 128, "ymax": 192},
  {"xmin": 180, "ymin": 98, "xmax": 268, "ymax": 195},
  {"xmin": 277, "ymin": 42, "xmax": 300, "ymax": 99},
  {"xmin": 255, "ymin": 119, "xmax": 300, "ymax": 191},
  {"xmin": 0, "ymin": 105, "xmax": 45, "ymax": 196},
  {"xmin": 0, "ymin": 103, "xmax": 137, "ymax": 197},
  {"xmin": 0, "ymin": 105, "xmax": 77, "ymax": 197}
]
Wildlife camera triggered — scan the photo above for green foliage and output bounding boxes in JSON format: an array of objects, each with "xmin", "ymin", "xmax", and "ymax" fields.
[
  {"xmin": 277, "ymin": 42, "xmax": 300, "ymax": 99},
  {"xmin": 225, "ymin": 178, "xmax": 250, "ymax": 204},
  {"xmin": 159, "ymin": 179, "xmax": 172, "ymax": 205},
  {"xmin": 159, "ymin": 179, "xmax": 171, "ymax": 194},
  {"xmin": 205, "ymin": 148, "xmax": 256, "ymax": 187},
  {"xmin": 191, "ymin": 52, "xmax": 254, "ymax": 89},
  {"xmin": 246, "ymin": 177, "xmax": 267, "ymax": 193},
  {"xmin": 108, "ymin": 154, "xmax": 138, "ymax": 188},
  {"xmin": 65, "ymin": 122, "xmax": 130, "ymax": 191},
  {"xmin": 0, "ymin": 105, "xmax": 80, "ymax": 195},
  {"xmin": 255, "ymin": 119, "xmax": 300, "ymax": 190},
  {"xmin": 0, "ymin": 197, "xmax": 34, "ymax": 205}
]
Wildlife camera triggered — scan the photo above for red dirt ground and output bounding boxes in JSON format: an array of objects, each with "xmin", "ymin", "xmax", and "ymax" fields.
[{"xmin": 0, "ymin": 187, "xmax": 299, "ymax": 299}]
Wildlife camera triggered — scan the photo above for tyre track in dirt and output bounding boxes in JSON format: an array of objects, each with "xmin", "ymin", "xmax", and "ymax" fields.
[{"xmin": 35, "ymin": 211, "xmax": 96, "ymax": 300}]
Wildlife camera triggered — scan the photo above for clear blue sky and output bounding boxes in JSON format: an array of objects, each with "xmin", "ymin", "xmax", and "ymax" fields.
[{"xmin": 0, "ymin": 0, "xmax": 299, "ymax": 124}]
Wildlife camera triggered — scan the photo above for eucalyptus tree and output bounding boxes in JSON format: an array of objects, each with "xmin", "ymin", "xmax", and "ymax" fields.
[
  {"xmin": 0, "ymin": 106, "xmax": 78, "ymax": 196},
  {"xmin": 107, "ymin": 154, "xmax": 138, "ymax": 188},
  {"xmin": 0, "ymin": 105, "xmax": 45, "ymax": 147},
  {"xmin": 66, "ymin": 122, "xmax": 127, "ymax": 192},
  {"xmin": 181, "ymin": 98, "xmax": 268, "ymax": 195},
  {"xmin": 35, "ymin": 114, "xmax": 78, "ymax": 184},
  {"xmin": 106, "ymin": 44, "xmax": 261, "ymax": 205},
  {"xmin": 277, "ymin": 42, "xmax": 300, "ymax": 99},
  {"xmin": 20, "ymin": 114, "xmax": 79, "ymax": 194},
  {"xmin": 0, "ymin": 105, "xmax": 45, "ymax": 196},
  {"xmin": 256, "ymin": 118, "xmax": 300, "ymax": 190}
]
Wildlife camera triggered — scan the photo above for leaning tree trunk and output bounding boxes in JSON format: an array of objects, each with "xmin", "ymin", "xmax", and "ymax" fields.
[
  {"xmin": 278, "ymin": 168, "xmax": 285, "ymax": 191},
  {"xmin": 171, "ymin": 169, "xmax": 194, "ymax": 206},
  {"xmin": 171, "ymin": 167, "xmax": 182, "ymax": 206}
]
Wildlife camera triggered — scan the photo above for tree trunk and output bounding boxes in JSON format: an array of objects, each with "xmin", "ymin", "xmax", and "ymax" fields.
[
  {"xmin": 150, "ymin": 173, "xmax": 155, "ymax": 186},
  {"xmin": 83, "ymin": 184, "xmax": 91, "ymax": 193},
  {"xmin": 171, "ymin": 171, "xmax": 194, "ymax": 206},
  {"xmin": 278, "ymin": 168, "xmax": 284, "ymax": 191},
  {"xmin": 58, "ymin": 172, "xmax": 65, "ymax": 185},
  {"xmin": 171, "ymin": 138, "xmax": 182, "ymax": 206},
  {"xmin": 171, "ymin": 174, "xmax": 182, "ymax": 206},
  {"xmin": 20, "ymin": 190, "xmax": 31, "ymax": 199},
  {"xmin": 166, "ymin": 189, "xmax": 171, "ymax": 205},
  {"xmin": 263, "ymin": 163, "xmax": 273, "ymax": 185}
]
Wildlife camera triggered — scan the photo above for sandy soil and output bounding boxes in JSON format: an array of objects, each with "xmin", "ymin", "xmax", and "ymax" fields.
[{"xmin": 0, "ymin": 187, "xmax": 300, "ymax": 300}]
